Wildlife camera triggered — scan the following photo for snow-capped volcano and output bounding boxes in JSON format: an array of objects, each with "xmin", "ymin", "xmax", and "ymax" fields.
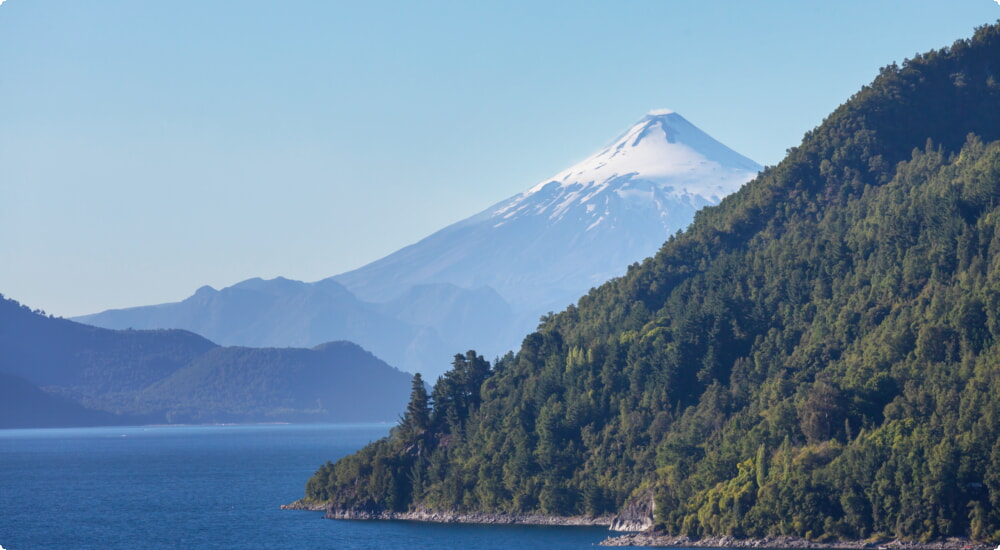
[
  {"xmin": 335, "ymin": 110, "xmax": 762, "ymax": 313},
  {"xmin": 491, "ymin": 110, "xmax": 761, "ymax": 230}
]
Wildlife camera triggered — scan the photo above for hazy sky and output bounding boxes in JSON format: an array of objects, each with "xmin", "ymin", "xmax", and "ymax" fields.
[{"xmin": 3, "ymin": 1, "xmax": 999, "ymax": 317}]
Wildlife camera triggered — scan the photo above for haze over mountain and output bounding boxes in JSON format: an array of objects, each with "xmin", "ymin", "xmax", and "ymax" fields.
[
  {"xmin": 75, "ymin": 277, "xmax": 453, "ymax": 373},
  {"xmin": 77, "ymin": 111, "xmax": 761, "ymax": 379},
  {"xmin": 0, "ymin": 294, "xmax": 413, "ymax": 427}
]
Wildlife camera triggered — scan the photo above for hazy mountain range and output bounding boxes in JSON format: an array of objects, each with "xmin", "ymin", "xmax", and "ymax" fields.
[
  {"xmin": 0, "ymin": 295, "xmax": 413, "ymax": 428},
  {"xmin": 75, "ymin": 111, "xmax": 761, "ymax": 380}
]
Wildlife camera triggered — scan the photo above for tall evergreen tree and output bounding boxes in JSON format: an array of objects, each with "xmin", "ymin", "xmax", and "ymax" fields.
[{"xmin": 399, "ymin": 373, "xmax": 430, "ymax": 443}]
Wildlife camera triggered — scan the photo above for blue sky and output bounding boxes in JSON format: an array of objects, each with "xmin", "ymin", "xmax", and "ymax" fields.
[{"xmin": 2, "ymin": 1, "xmax": 999, "ymax": 317}]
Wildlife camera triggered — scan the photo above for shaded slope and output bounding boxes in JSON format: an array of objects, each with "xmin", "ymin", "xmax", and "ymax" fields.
[
  {"xmin": 0, "ymin": 372, "xmax": 135, "ymax": 429},
  {"xmin": 141, "ymin": 341, "xmax": 413, "ymax": 424}
]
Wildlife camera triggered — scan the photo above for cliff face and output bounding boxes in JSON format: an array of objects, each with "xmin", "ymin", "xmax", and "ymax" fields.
[{"xmin": 608, "ymin": 494, "xmax": 655, "ymax": 532}]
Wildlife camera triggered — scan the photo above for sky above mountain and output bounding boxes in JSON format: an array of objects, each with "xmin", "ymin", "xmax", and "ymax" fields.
[{"xmin": 2, "ymin": 1, "xmax": 999, "ymax": 317}]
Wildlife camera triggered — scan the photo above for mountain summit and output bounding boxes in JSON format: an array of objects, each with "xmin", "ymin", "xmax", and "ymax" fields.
[
  {"xmin": 78, "ymin": 111, "xmax": 761, "ymax": 378},
  {"xmin": 507, "ymin": 109, "xmax": 761, "ymax": 222}
]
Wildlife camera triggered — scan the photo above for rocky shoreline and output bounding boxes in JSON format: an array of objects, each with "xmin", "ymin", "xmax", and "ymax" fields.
[
  {"xmin": 282, "ymin": 501, "xmax": 994, "ymax": 550},
  {"xmin": 325, "ymin": 506, "xmax": 614, "ymax": 527},
  {"xmin": 281, "ymin": 499, "xmax": 613, "ymax": 526},
  {"xmin": 279, "ymin": 499, "xmax": 327, "ymax": 512},
  {"xmin": 600, "ymin": 534, "xmax": 996, "ymax": 549}
]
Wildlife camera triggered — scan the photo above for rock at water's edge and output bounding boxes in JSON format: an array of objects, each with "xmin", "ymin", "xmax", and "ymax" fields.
[
  {"xmin": 280, "ymin": 499, "xmax": 327, "ymax": 511},
  {"xmin": 609, "ymin": 493, "xmax": 655, "ymax": 532}
]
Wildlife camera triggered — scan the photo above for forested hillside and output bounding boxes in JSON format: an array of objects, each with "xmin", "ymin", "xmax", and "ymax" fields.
[{"xmin": 305, "ymin": 23, "xmax": 1000, "ymax": 542}]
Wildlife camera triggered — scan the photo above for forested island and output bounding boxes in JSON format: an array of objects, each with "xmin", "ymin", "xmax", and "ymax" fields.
[{"xmin": 297, "ymin": 23, "xmax": 1000, "ymax": 544}]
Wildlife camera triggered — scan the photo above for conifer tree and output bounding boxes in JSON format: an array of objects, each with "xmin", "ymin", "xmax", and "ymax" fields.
[{"xmin": 399, "ymin": 373, "xmax": 430, "ymax": 443}]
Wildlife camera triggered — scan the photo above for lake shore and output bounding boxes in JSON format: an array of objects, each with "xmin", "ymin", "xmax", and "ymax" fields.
[
  {"xmin": 599, "ymin": 533, "xmax": 996, "ymax": 549},
  {"xmin": 280, "ymin": 499, "xmax": 327, "ymax": 512},
  {"xmin": 281, "ymin": 499, "xmax": 613, "ymax": 526},
  {"xmin": 329, "ymin": 508, "xmax": 615, "ymax": 526},
  {"xmin": 282, "ymin": 500, "xmax": 994, "ymax": 550}
]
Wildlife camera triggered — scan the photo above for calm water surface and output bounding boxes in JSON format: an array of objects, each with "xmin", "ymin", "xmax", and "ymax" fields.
[{"xmin": 0, "ymin": 424, "xmax": 610, "ymax": 549}]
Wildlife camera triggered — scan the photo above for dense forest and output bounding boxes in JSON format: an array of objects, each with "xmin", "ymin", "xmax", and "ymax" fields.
[{"xmin": 305, "ymin": 23, "xmax": 1000, "ymax": 542}]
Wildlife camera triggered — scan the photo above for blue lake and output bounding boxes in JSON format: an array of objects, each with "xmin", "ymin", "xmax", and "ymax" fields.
[{"xmin": 0, "ymin": 423, "xmax": 612, "ymax": 549}]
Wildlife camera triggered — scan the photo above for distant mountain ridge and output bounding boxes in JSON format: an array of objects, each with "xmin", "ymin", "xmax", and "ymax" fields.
[
  {"xmin": 0, "ymin": 294, "xmax": 412, "ymax": 427},
  {"xmin": 76, "ymin": 277, "xmax": 450, "ymax": 369},
  {"xmin": 77, "ymin": 111, "xmax": 761, "ymax": 379}
]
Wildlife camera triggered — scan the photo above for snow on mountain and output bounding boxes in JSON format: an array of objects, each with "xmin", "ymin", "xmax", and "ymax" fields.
[
  {"xmin": 491, "ymin": 110, "xmax": 761, "ymax": 230},
  {"xmin": 334, "ymin": 110, "xmax": 763, "ymax": 315}
]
